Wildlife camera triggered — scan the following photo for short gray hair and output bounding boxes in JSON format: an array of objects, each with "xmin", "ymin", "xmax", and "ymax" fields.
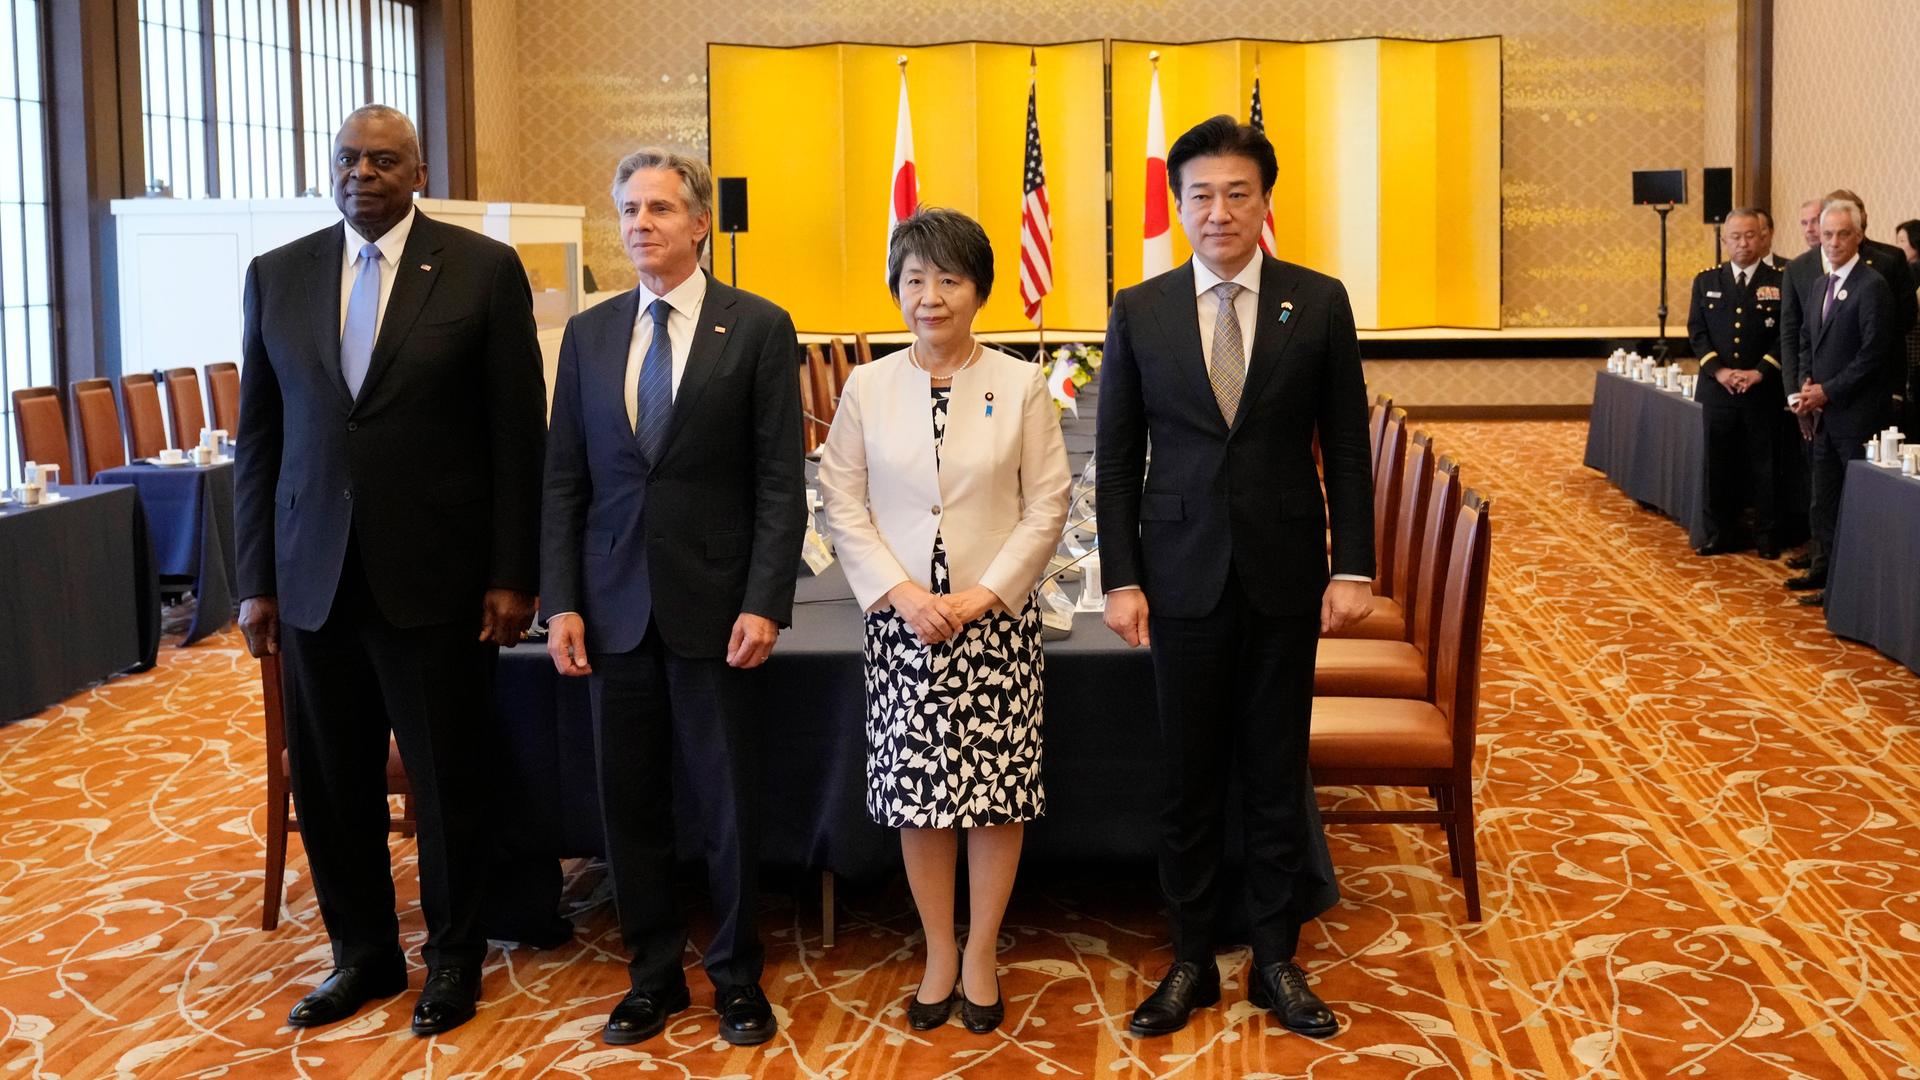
[
  {"xmin": 1821, "ymin": 198, "xmax": 1865, "ymax": 233},
  {"xmin": 610, "ymin": 148, "xmax": 713, "ymax": 221},
  {"xmin": 340, "ymin": 104, "xmax": 421, "ymax": 160}
]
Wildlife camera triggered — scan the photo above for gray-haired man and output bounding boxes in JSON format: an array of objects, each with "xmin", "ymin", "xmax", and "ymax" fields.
[{"xmin": 539, "ymin": 148, "xmax": 805, "ymax": 1046}]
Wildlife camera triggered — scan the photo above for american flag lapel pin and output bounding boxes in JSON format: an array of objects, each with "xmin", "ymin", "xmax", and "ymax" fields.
[
  {"xmin": 419, "ymin": 263, "xmax": 431, "ymax": 271},
  {"xmin": 714, "ymin": 325, "xmax": 727, "ymax": 334}
]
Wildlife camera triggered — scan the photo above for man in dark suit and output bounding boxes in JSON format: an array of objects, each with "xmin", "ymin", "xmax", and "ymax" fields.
[
  {"xmin": 1784, "ymin": 198, "xmax": 1899, "ymax": 604},
  {"xmin": 1097, "ymin": 116, "xmax": 1374, "ymax": 1041},
  {"xmin": 235, "ymin": 106, "xmax": 546, "ymax": 1035},
  {"xmin": 1687, "ymin": 207, "xmax": 1788, "ymax": 557},
  {"xmin": 540, "ymin": 149, "xmax": 804, "ymax": 1048}
]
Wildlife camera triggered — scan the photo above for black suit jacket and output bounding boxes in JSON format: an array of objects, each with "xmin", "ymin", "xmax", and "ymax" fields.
[
  {"xmin": 539, "ymin": 277, "xmax": 806, "ymax": 659},
  {"xmin": 1687, "ymin": 260, "xmax": 1784, "ymax": 410},
  {"xmin": 1096, "ymin": 256, "xmax": 1374, "ymax": 620},
  {"xmin": 1862, "ymin": 237, "xmax": 1918, "ymax": 334},
  {"xmin": 1784, "ymin": 242, "xmax": 1917, "ymax": 397},
  {"xmin": 1788, "ymin": 258, "xmax": 1898, "ymax": 439},
  {"xmin": 235, "ymin": 212, "xmax": 546, "ymax": 632}
]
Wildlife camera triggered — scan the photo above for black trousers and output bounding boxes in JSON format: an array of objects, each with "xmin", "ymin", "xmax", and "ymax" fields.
[
  {"xmin": 1702, "ymin": 405, "xmax": 1782, "ymax": 546},
  {"xmin": 589, "ymin": 626, "xmax": 763, "ymax": 994},
  {"xmin": 1147, "ymin": 572, "xmax": 1338, "ymax": 965},
  {"xmin": 1808, "ymin": 424, "xmax": 1867, "ymax": 578},
  {"xmin": 279, "ymin": 542, "xmax": 495, "ymax": 974}
]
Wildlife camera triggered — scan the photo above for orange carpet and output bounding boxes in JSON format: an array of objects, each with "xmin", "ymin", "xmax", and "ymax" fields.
[{"xmin": 3, "ymin": 420, "xmax": 1919, "ymax": 1079}]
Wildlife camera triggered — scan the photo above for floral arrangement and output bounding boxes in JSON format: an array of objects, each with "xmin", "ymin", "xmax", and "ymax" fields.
[{"xmin": 1043, "ymin": 343, "xmax": 1103, "ymax": 414}]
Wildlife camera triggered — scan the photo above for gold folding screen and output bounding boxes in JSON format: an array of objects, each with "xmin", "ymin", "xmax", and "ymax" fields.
[
  {"xmin": 712, "ymin": 37, "xmax": 1500, "ymax": 333},
  {"xmin": 709, "ymin": 42, "xmax": 1108, "ymax": 335}
]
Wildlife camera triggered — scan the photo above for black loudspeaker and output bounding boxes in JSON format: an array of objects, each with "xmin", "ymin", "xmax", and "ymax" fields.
[
  {"xmin": 717, "ymin": 177, "xmax": 748, "ymax": 234},
  {"xmin": 1631, "ymin": 169, "xmax": 1686, "ymax": 206},
  {"xmin": 1703, "ymin": 167, "xmax": 1732, "ymax": 224}
]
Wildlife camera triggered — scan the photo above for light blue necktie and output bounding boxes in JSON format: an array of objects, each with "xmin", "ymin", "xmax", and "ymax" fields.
[
  {"xmin": 635, "ymin": 298, "xmax": 674, "ymax": 463},
  {"xmin": 340, "ymin": 242, "xmax": 382, "ymax": 398}
]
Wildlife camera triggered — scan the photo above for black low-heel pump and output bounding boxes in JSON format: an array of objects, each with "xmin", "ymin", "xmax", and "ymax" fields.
[
  {"xmin": 960, "ymin": 978, "xmax": 1003, "ymax": 1034},
  {"xmin": 906, "ymin": 986, "xmax": 958, "ymax": 1030}
]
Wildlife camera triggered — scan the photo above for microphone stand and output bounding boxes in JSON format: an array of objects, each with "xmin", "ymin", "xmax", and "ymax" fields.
[{"xmin": 1654, "ymin": 203, "xmax": 1674, "ymax": 360}]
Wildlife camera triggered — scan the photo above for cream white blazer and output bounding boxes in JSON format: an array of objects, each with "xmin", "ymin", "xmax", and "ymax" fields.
[{"xmin": 817, "ymin": 346, "xmax": 1072, "ymax": 613}]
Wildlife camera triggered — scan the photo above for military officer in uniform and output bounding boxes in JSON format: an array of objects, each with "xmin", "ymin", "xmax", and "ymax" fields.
[{"xmin": 1688, "ymin": 207, "xmax": 1788, "ymax": 558}]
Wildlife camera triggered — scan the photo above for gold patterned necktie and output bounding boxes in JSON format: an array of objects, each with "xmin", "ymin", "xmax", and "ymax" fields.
[{"xmin": 1209, "ymin": 281, "xmax": 1246, "ymax": 423}]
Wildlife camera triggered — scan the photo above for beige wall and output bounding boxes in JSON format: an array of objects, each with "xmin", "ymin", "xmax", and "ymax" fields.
[
  {"xmin": 479, "ymin": 0, "xmax": 1737, "ymax": 328},
  {"xmin": 1773, "ymin": 0, "xmax": 1920, "ymax": 246}
]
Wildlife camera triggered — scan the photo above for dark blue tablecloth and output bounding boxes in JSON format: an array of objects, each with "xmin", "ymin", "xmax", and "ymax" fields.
[
  {"xmin": 0, "ymin": 485, "xmax": 161, "ymax": 722},
  {"xmin": 94, "ymin": 460, "xmax": 236, "ymax": 646},
  {"xmin": 1583, "ymin": 371, "xmax": 1809, "ymax": 547},
  {"xmin": 493, "ymin": 561, "xmax": 1163, "ymax": 882},
  {"xmin": 1583, "ymin": 371, "xmax": 1713, "ymax": 546},
  {"xmin": 1825, "ymin": 460, "xmax": 1920, "ymax": 676}
]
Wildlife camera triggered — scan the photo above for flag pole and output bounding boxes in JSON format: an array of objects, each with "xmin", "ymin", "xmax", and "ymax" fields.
[{"xmin": 1030, "ymin": 48, "xmax": 1047, "ymax": 365}]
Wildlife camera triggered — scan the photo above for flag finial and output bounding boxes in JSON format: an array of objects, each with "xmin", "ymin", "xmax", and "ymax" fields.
[
  {"xmin": 897, "ymin": 54, "xmax": 908, "ymax": 67},
  {"xmin": 1029, "ymin": 47, "xmax": 1037, "ymax": 68},
  {"xmin": 1148, "ymin": 49, "xmax": 1160, "ymax": 65}
]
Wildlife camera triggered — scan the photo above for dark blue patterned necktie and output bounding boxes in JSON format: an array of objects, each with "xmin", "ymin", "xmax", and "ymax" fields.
[{"xmin": 635, "ymin": 298, "xmax": 673, "ymax": 463}]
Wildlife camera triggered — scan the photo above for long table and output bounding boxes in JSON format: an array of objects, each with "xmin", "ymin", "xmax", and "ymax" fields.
[
  {"xmin": 1583, "ymin": 370, "xmax": 1808, "ymax": 546},
  {"xmin": 0, "ymin": 485, "xmax": 161, "ymax": 722},
  {"xmin": 1825, "ymin": 459, "xmax": 1920, "ymax": 677},
  {"xmin": 94, "ymin": 459, "xmax": 237, "ymax": 646},
  {"xmin": 492, "ymin": 562, "xmax": 1163, "ymax": 884}
]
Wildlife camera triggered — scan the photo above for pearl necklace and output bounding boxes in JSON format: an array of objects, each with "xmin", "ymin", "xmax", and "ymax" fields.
[{"xmin": 907, "ymin": 339, "xmax": 982, "ymax": 379}]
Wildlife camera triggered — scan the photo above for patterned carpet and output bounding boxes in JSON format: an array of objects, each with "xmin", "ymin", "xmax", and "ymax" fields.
[{"xmin": 4, "ymin": 420, "xmax": 1919, "ymax": 1079}]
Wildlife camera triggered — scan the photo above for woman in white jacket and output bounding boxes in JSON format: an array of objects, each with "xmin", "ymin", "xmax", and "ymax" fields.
[{"xmin": 817, "ymin": 209, "xmax": 1070, "ymax": 1034}]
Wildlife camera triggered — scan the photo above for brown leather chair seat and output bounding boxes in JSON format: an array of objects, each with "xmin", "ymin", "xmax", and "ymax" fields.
[
  {"xmin": 1313, "ymin": 638, "xmax": 1426, "ymax": 697},
  {"xmin": 1339, "ymin": 598, "xmax": 1406, "ymax": 640},
  {"xmin": 1311, "ymin": 696, "xmax": 1452, "ymax": 769}
]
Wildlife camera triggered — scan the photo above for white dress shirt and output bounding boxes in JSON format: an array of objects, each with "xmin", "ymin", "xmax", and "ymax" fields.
[
  {"xmin": 623, "ymin": 268, "xmax": 709, "ymax": 432},
  {"xmin": 1193, "ymin": 254, "xmax": 1262, "ymax": 371},
  {"xmin": 1822, "ymin": 251, "xmax": 1861, "ymax": 288},
  {"xmin": 340, "ymin": 207, "xmax": 417, "ymax": 336}
]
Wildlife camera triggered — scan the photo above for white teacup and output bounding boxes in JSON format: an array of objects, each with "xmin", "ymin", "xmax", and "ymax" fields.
[
  {"xmin": 192, "ymin": 446, "xmax": 214, "ymax": 466},
  {"xmin": 159, "ymin": 447, "xmax": 186, "ymax": 465},
  {"xmin": 17, "ymin": 482, "xmax": 43, "ymax": 506}
]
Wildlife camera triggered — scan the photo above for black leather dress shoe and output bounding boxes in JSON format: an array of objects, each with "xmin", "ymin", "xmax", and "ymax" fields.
[
  {"xmin": 1694, "ymin": 541, "xmax": 1736, "ymax": 556},
  {"xmin": 960, "ymin": 977, "xmax": 1003, "ymax": 1034},
  {"xmin": 716, "ymin": 983, "xmax": 777, "ymax": 1046},
  {"xmin": 1248, "ymin": 961, "xmax": 1338, "ymax": 1039},
  {"xmin": 1785, "ymin": 572, "xmax": 1827, "ymax": 591},
  {"xmin": 604, "ymin": 985, "xmax": 691, "ymax": 1045},
  {"xmin": 1796, "ymin": 593, "xmax": 1825, "ymax": 607},
  {"xmin": 411, "ymin": 967, "xmax": 481, "ymax": 1036},
  {"xmin": 1757, "ymin": 545, "xmax": 1781, "ymax": 560},
  {"xmin": 287, "ymin": 965, "xmax": 408, "ymax": 1028},
  {"xmin": 906, "ymin": 985, "xmax": 957, "ymax": 1030},
  {"xmin": 1785, "ymin": 551, "xmax": 1812, "ymax": 570},
  {"xmin": 1127, "ymin": 961, "xmax": 1220, "ymax": 1037}
]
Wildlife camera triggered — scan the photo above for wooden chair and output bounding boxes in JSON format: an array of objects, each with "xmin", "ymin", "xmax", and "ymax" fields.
[
  {"xmin": 163, "ymin": 367, "xmax": 208, "ymax": 450},
  {"xmin": 9, "ymin": 386, "xmax": 73, "ymax": 481},
  {"xmin": 70, "ymin": 378, "xmax": 128, "ymax": 481},
  {"xmin": 1367, "ymin": 393, "xmax": 1393, "ymax": 470},
  {"xmin": 1370, "ymin": 408, "xmax": 1408, "ymax": 598},
  {"xmin": 260, "ymin": 653, "xmax": 414, "ymax": 931},
  {"xmin": 1312, "ymin": 488, "xmax": 1492, "ymax": 921},
  {"xmin": 805, "ymin": 344, "xmax": 837, "ymax": 429},
  {"xmin": 1333, "ymin": 432, "xmax": 1439, "ymax": 641},
  {"xmin": 204, "ymin": 361, "xmax": 240, "ymax": 438},
  {"xmin": 1316, "ymin": 453, "xmax": 1461, "ymax": 696},
  {"xmin": 853, "ymin": 332, "xmax": 875, "ymax": 367},
  {"xmin": 828, "ymin": 337, "xmax": 854, "ymax": 403},
  {"xmin": 121, "ymin": 373, "xmax": 170, "ymax": 458},
  {"xmin": 798, "ymin": 358, "xmax": 822, "ymax": 453}
]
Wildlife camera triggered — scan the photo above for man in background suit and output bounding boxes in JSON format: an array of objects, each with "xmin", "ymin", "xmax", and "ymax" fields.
[
  {"xmin": 1783, "ymin": 198, "xmax": 1899, "ymax": 605},
  {"xmin": 1687, "ymin": 207, "xmax": 1787, "ymax": 558},
  {"xmin": 541, "ymin": 149, "xmax": 805, "ymax": 1048},
  {"xmin": 1097, "ymin": 116, "xmax": 1374, "ymax": 1041},
  {"xmin": 235, "ymin": 106, "xmax": 546, "ymax": 1035}
]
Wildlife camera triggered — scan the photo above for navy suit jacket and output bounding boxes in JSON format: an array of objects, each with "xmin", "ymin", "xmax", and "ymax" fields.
[
  {"xmin": 539, "ymin": 277, "xmax": 806, "ymax": 658},
  {"xmin": 1096, "ymin": 255, "xmax": 1374, "ymax": 620},
  {"xmin": 234, "ymin": 213, "xmax": 546, "ymax": 631},
  {"xmin": 1790, "ymin": 258, "xmax": 1898, "ymax": 439}
]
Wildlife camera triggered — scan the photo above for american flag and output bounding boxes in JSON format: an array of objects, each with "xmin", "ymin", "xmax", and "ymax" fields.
[
  {"xmin": 1018, "ymin": 73, "xmax": 1053, "ymax": 324},
  {"xmin": 1250, "ymin": 72, "xmax": 1276, "ymax": 256}
]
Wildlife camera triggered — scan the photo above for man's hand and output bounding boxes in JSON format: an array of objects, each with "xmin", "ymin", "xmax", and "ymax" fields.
[
  {"xmin": 1714, "ymin": 367, "xmax": 1741, "ymax": 392},
  {"xmin": 546, "ymin": 613, "xmax": 592, "ymax": 677},
  {"xmin": 939, "ymin": 586, "xmax": 998, "ymax": 628},
  {"xmin": 1321, "ymin": 579, "xmax": 1374, "ymax": 635},
  {"xmin": 238, "ymin": 596, "xmax": 279, "ymax": 658},
  {"xmin": 1795, "ymin": 381, "xmax": 1829, "ymax": 413},
  {"xmin": 478, "ymin": 588, "xmax": 537, "ymax": 646},
  {"xmin": 886, "ymin": 582, "xmax": 960, "ymax": 647},
  {"xmin": 726, "ymin": 613, "xmax": 779, "ymax": 668},
  {"xmin": 1103, "ymin": 589, "xmax": 1150, "ymax": 648}
]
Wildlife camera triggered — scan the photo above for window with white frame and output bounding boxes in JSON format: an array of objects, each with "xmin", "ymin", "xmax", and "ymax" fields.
[{"xmin": 1, "ymin": 0, "xmax": 52, "ymax": 486}]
